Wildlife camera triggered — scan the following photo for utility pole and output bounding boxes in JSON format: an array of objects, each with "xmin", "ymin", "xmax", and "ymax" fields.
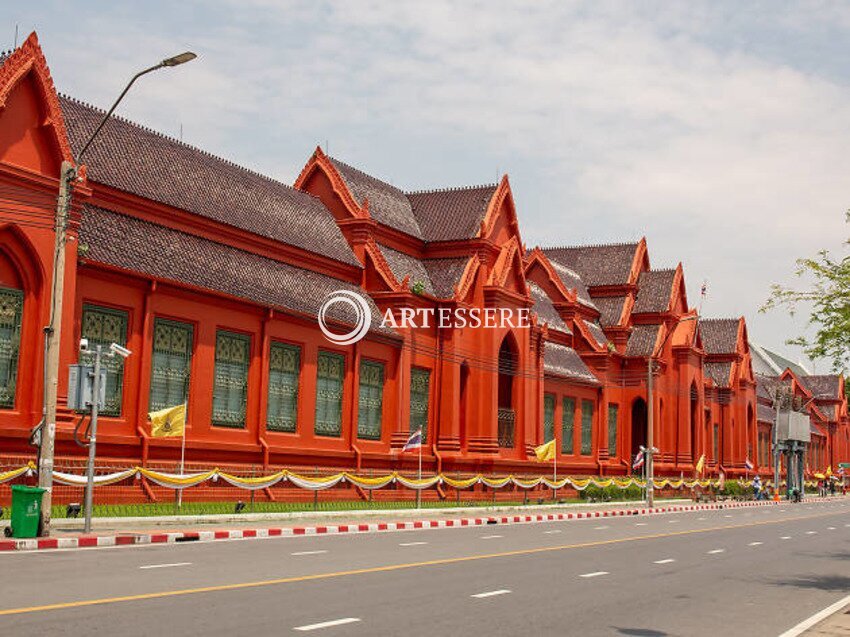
[
  {"xmin": 773, "ymin": 387, "xmax": 781, "ymax": 501},
  {"xmin": 37, "ymin": 161, "xmax": 76, "ymax": 535},
  {"xmin": 646, "ymin": 357, "xmax": 655, "ymax": 508},
  {"xmin": 83, "ymin": 345, "xmax": 102, "ymax": 534},
  {"xmin": 35, "ymin": 51, "xmax": 197, "ymax": 537}
]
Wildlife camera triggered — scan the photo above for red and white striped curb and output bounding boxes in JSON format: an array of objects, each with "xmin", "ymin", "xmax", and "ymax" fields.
[{"xmin": 0, "ymin": 498, "xmax": 823, "ymax": 552}]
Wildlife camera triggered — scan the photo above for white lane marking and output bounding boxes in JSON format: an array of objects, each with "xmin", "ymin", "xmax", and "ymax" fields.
[
  {"xmin": 480, "ymin": 535, "xmax": 503, "ymax": 539},
  {"xmin": 724, "ymin": 515, "xmax": 732, "ymax": 518},
  {"xmin": 399, "ymin": 542, "xmax": 428, "ymax": 547},
  {"xmin": 781, "ymin": 536, "xmax": 792, "ymax": 540},
  {"xmin": 707, "ymin": 549, "xmax": 725, "ymax": 554},
  {"xmin": 805, "ymin": 531, "xmax": 817, "ymax": 535},
  {"xmin": 668, "ymin": 520, "xmax": 679, "ymax": 524},
  {"xmin": 777, "ymin": 593, "xmax": 850, "ymax": 637},
  {"xmin": 543, "ymin": 530, "xmax": 562, "ymax": 534},
  {"xmin": 471, "ymin": 589, "xmax": 511, "ymax": 599},
  {"xmin": 697, "ymin": 517, "xmax": 706, "ymax": 521},
  {"xmin": 579, "ymin": 571, "xmax": 609, "ymax": 578},
  {"xmin": 139, "ymin": 561, "xmax": 192, "ymax": 570},
  {"xmin": 654, "ymin": 559, "xmax": 675, "ymax": 564},
  {"xmin": 826, "ymin": 527, "xmax": 836, "ymax": 530},
  {"xmin": 635, "ymin": 523, "xmax": 647, "ymax": 527},
  {"xmin": 291, "ymin": 550, "xmax": 328, "ymax": 556},
  {"xmin": 748, "ymin": 542, "xmax": 763, "ymax": 546},
  {"xmin": 294, "ymin": 618, "xmax": 361, "ymax": 632},
  {"xmin": 594, "ymin": 526, "xmax": 609, "ymax": 530}
]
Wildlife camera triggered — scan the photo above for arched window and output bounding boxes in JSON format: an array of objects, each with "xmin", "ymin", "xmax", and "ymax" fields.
[
  {"xmin": 0, "ymin": 285, "xmax": 23, "ymax": 409},
  {"xmin": 497, "ymin": 333, "xmax": 518, "ymax": 448}
]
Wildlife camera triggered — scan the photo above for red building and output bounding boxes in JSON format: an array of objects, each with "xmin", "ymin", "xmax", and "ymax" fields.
[{"xmin": 0, "ymin": 34, "xmax": 846, "ymax": 485}]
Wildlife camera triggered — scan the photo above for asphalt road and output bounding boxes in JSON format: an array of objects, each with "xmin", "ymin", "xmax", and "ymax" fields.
[{"xmin": 1, "ymin": 499, "xmax": 847, "ymax": 636}]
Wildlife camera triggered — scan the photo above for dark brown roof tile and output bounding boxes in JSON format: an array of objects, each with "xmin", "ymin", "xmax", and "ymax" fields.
[
  {"xmin": 542, "ymin": 242, "xmax": 639, "ymax": 288},
  {"xmin": 407, "ymin": 184, "xmax": 497, "ymax": 242},
  {"xmin": 700, "ymin": 318, "xmax": 740, "ymax": 355},
  {"xmin": 633, "ymin": 269, "xmax": 676, "ymax": 313},
  {"xmin": 543, "ymin": 342, "xmax": 600, "ymax": 385}
]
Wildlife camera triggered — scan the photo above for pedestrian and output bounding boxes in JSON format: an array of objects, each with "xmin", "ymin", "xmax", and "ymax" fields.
[
  {"xmin": 752, "ymin": 475, "xmax": 762, "ymax": 501},
  {"xmin": 829, "ymin": 479, "xmax": 835, "ymax": 496}
]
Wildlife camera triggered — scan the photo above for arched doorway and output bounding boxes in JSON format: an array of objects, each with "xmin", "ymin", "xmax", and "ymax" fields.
[
  {"xmin": 497, "ymin": 334, "xmax": 517, "ymax": 448},
  {"xmin": 459, "ymin": 362, "xmax": 470, "ymax": 449},
  {"xmin": 690, "ymin": 382, "xmax": 699, "ymax": 461},
  {"xmin": 631, "ymin": 397, "xmax": 647, "ymax": 460},
  {"xmin": 747, "ymin": 403, "xmax": 755, "ymax": 466}
]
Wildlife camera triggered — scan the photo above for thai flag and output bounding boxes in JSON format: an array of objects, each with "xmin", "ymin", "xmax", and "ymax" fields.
[
  {"xmin": 632, "ymin": 450, "xmax": 645, "ymax": 471},
  {"xmin": 745, "ymin": 457, "xmax": 754, "ymax": 471},
  {"xmin": 403, "ymin": 429, "xmax": 422, "ymax": 452}
]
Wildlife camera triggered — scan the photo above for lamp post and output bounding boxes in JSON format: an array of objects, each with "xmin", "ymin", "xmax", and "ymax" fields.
[
  {"xmin": 646, "ymin": 315, "xmax": 696, "ymax": 508},
  {"xmin": 37, "ymin": 51, "xmax": 197, "ymax": 536}
]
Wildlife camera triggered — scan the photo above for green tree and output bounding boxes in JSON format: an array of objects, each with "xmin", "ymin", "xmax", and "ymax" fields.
[{"xmin": 762, "ymin": 212, "xmax": 849, "ymax": 372}]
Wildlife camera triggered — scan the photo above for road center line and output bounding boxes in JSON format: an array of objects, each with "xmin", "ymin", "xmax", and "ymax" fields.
[
  {"xmin": 399, "ymin": 542, "xmax": 428, "ymax": 547},
  {"xmin": 805, "ymin": 531, "xmax": 817, "ymax": 535},
  {"xmin": 781, "ymin": 536, "xmax": 792, "ymax": 540},
  {"xmin": 707, "ymin": 549, "xmax": 725, "ymax": 554},
  {"xmin": 580, "ymin": 571, "xmax": 609, "ymax": 578},
  {"xmin": 594, "ymin": 526, "xmax": 609, "ymax": 530},
  {"xmin": 293, "ymin": 618, "xmax": 360, "ymax": 632},
  {"xmin": 748, "ymin": 542, "xmax": 763, "ymax": 546},
  {"xmin": 543, "ymin": 530, "xmax": 562, "ymax": 534},
  {"xmin": 291, "ymin": 551, "xmax": 328, "ymax": 556},
  {"xmin": 138, "ymin": 562, "xmax": 192, "ymax": 570},
  {"xmin": 480, "ymin": 535, "xmax": 503, "ymax": 539},
  {"xmin": 1, "ymin": 509, "xmax": 841, "ymax": 618},
  {"xmin": 635, "ymin": 523, "xmax": 647, "ymax": 526},
  {"xmin": 471, "ymin": 589, "xmax": 511, "ymax": 598},
  {"xmin": 654, "ymin": 559, "xmax": 675, "ymax": 564}
]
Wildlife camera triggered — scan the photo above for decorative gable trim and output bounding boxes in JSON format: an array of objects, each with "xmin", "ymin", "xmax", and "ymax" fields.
[{"xmin": 293, "ymin": 146, "xmax": 368, "ymax": 220}]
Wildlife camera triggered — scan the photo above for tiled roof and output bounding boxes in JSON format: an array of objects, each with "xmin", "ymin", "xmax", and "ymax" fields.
[
  {"xmin": 584, "ymin": 321, "xmax": 608, "ymax": 349},
  {"xmin": 818, "ymin": 404, "xmax": 839, "ymax": 421},
  {"xmin": 542, "ymin": 242, "xmax": 639, "ymax": 288},
  {"xmin": 60, "ymin": 96, "xmax": 359, "ymax": 267},
  {"xmin": 548, "ymin": 260, "xmax": 597, "ymax": 310},
  {"xmin": 80, "ymin": 206, "xmax": 393, "ymax": 336},
  {"xmin": 593, "ymin": 295, "xmax": 628, "ymax": 327},
  {"xmin": 528, "ymin": 282, "xmax": 570, "ymax": 334},
  {"xmin": 705, "ymin": 361, "xmax": 733, "ymax": 387},
  {"xmin": 378, "ymin": 245, "xmax": 434, "ymax": 296},
  {"xmin": 407, "ymin": 185, "xmax": 497, "ymax": 242},
  {"xmin": 756, "ymin": 374, "xmax": 781, "ymax": 401},
  {"xmin": 757, "ymin": 403, "xmax": 776, "ymax": 423},
  {"xmin": 625, "ymin": 324, "xmax": 661, "ymax": 357},
  {"xmin": 329, "ymin": 158, "xmax": 422, "ymax": 238},
  {"xmin": 798, "ymin": 375, "xmax": 841, "ymax": 400},
  {"xmin": 543, "ymin": 342, "xmax": 600, "ymax": 385},
  {"xmin": 700, "ymin": 318, "xmax": 740, "ymax": 355},
  {"xmin": 633, "ymin": 269, "xmax": 676, "ymax": 313},
  {"xmin": 422, "ymin": 257, "xmax": 470, "ymax": 298}
]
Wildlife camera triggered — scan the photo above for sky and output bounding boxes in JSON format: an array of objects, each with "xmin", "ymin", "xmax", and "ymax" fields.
[{"xmin": 7, "ymin": 1, "xmax": 849, "ymax": 370}]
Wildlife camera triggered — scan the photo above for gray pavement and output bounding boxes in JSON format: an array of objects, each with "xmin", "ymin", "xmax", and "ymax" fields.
[{"xmin": 0, "ymin": 498, "xmax": 847, "ymax": 636}]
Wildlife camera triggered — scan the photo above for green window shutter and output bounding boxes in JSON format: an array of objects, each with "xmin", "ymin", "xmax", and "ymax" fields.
[
  {"xmin": 357, "ymin": 360, "xmax": 384, "ymax": 440},
  {"xmin": 581, "ymin": 399, "xmax": 594, "ymax": 456},
  {"xmin": 543, "ymin": 394, "xmax": 555, "ymax": 443},
  {"xmin": 409, "ymin": 367, "xmax": 430, "ymax": 444},
  {"xmin": 80, "ymin": 305, "xmax": 128, "ymax": 416},
  {"xmin": 607, "ymin": 404, "xmax": 618, "ymax": 457},
  {"xmin": 315, "ymin": 351, "xmax": 344, "ymax": 437},
  {"xmin": 0, "ymin": 287, "xmax": 23, "ymax": 409},
  {"xmin": 212, "ymin": 331, "xmax": 250, "ymax": 428},
  {"xmin": 149, "ymin": 319, "xmax": 193, "ymax": 413},
  {"xmin": 562, "ymin": 397, "xmax": 575, "ymax": 454},
  {"xmin": 267, "ymin": 342, "xmax": 300, "ymax": 432}
]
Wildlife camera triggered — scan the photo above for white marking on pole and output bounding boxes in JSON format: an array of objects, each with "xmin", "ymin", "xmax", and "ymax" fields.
[
  {"xmin": 707, "ymin": 549, "xmax": 725, "ymax": 554},
  {"xmin": 293, "ymin": 618, "xmax": 360, "ymax": 632},
  {"xmin": 480, "ymin": 535, "xmax": 503, "ymax": 539},
  {"xmin": 748, "ymin": 542, "xmax": 763, "ymax": 546},
  {"xmin": 654, "ymin": 559, "xmax": 675, "ymax": 564},
  {"xmin": 579, "ymin": 571, "xmax": 609, "ymax": 578},
  {"xmin": 399, "ymin": 541, "xmax": 428, "ymax": 547},
  {"xmin": 471, "ymin": 589, "xmax": 511, "ymax": 598},
  {"xmin": 291, "ymin": 550, "xmax": 328, "ymax": 556},
  {"xmin": 139, "ymin": 562, "xmax": 192, "ymax": 570},
  {"xmin": 777, "ymin": 593, "xmax": 850, "ymax": 637}
]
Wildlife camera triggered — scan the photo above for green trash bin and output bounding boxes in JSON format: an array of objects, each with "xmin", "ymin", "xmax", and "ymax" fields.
[{"xmin": 9, "ymin": 484, "xmax": 45, "ymax": 538}]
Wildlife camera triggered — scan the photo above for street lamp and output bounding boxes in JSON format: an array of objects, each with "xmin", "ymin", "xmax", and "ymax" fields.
[
  {"xmin": 37, "ymin": 51, "xmax": 197, "ymax": 536},
  {"xmin": 646, "ymin": 315, "xmax": 697, "ymax": 508}
]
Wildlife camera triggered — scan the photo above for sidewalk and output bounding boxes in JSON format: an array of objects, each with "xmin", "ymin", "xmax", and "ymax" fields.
[
  {"xmin": 0, "ymin": 496, "xmax": 801, "ymax": 552},
  {"xmin": 792, "ymin": 599, "xmax": 850, "ymax": 637}
]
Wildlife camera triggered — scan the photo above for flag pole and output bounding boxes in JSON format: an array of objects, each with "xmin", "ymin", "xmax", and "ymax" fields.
[
  {"xmin": 177, "ymin": 401, "xmax": 187, "ymax": 510},
  {"xmin": 553, "ymin": 446, "xmax": 558, "ymax": 501},
  {"xmin": 416, "ymin": 431, "xmax": 422, "ymax": 510}
]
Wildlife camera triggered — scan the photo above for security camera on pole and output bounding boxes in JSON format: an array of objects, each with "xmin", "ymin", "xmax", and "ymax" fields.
[{"xmin": 35, "ymin": 51, "xmax": 197, "ymax": 536}]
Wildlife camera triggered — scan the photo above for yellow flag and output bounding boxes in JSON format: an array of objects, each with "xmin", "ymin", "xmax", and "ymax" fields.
[
  {"xmin": 826, "ymin": 465, "xmax": 832, "ymax": 477},
  {"xmin": 149, "ymin": 404, "xmax": 186, "ymax": 438},
  {"xmin": 534, "ymin": 439, "xmax": 556, "ymax": 462},
  {"xmin": 695, "ymin": 454, "xmax": 705, "ymax": 474}
]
